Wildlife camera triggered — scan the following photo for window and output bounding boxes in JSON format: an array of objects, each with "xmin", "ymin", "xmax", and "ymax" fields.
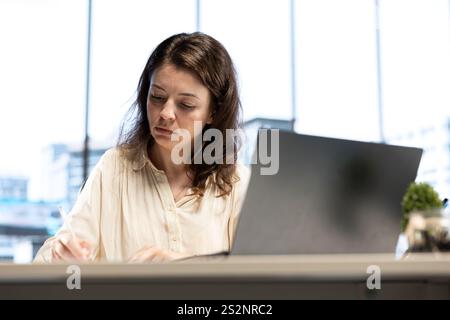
[
  {"xmin": 89, "ymin": 0, "xmax": 197, "ymax": 145},
  {"xmin": 295, "ymin": 0, "xmax": 379, "ymax": 142},
  {"xmin": 201, "ymin": 0, "xmax": 292, "ymax": 122}
]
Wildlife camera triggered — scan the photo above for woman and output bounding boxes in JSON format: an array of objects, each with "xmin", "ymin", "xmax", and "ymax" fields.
[{"xmin": 34, "ymin": 32, "xmax": 250, "ymax": 263}]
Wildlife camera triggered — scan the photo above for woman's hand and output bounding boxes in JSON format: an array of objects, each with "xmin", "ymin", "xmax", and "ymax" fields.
[
  {"xmin": 50, "ymin": 233, "xmax": 93, "ymax": 263},
  {"xmin": 127, "ymin": 246, "xmax": 190, "ymax": 263}
]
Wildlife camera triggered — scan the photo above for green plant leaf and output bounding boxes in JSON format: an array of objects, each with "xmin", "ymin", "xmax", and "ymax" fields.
[{"xmin": 400, "ymin": 182, "xmax": 442, "ymax": 231}]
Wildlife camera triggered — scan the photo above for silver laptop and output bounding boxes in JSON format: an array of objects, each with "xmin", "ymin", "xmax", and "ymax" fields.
[{"xmin": 231, "ymin": 130, "xmax": 422, "ymax": 255}]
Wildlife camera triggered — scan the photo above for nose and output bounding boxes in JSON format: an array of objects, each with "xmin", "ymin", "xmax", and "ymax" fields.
[{"xmin": 160, "ymin": 102, "xmax": 176, "ymax": 121}]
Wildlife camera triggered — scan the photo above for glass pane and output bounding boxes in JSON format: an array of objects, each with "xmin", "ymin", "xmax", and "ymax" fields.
[
  {"xmin": 295, "ymin": 0, "xmax": 379, "ymax": 141},
  {"xmin": 380, "ymin": 0, "xmax": 450, "ymax": 197},
  {"xmin": 0, "ymin": 0, "xmax": 87, "ymax": 262},
  {"xmin": 89, "ymin": 0, "xmax": 196, "ymax": 145},
  {"xmin": 201, "ymin": 0, "xmax": 292, "ymax": 122}
]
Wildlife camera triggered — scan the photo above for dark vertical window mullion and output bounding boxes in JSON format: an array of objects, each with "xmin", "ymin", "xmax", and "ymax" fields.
[
  {"xmin": 196, "ymin": 0, "xmax": 201, "ymax": 31},
  {"xmin": 290, "ymin": 0, "xmax": 296, "ymax": 131},
  {"xmin": 83, "ymin": 0, "xmax": 93, "ymax": 185},
  {"xmin": 375, "ymin": 0, "xmax": 385, "ymax": 142}
]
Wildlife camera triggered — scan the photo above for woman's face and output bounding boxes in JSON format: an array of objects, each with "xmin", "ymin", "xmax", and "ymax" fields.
[{"xmin": 147, "ymin": 63, "xmax": 212, "ymax": 154}]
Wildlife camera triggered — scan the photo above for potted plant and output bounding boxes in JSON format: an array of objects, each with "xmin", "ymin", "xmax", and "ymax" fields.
[{"xmin": 400, "ymin": 182, "xmax": 449, "ymax": 253}]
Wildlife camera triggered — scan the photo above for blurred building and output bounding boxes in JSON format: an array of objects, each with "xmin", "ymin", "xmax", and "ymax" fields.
[
  {"xmin": 0, "ymin": 141, "xmax": 111, "ymax": 262},
  {"xmin": 0, "ymin": 199, "xmax": 54, "ymax": 262},
  {"xmin": 0, "ymin": 177, "xmax": 27, "ymax": 201},
  {"xmin": 28, "ymin": 142, "xmax": 110, "ymax": 206},
  {"xmin": 67, "ymin": 147, "xmax": 108, "ymax": 205},
  {"xmin": 387, "ymin": 118, "xmax": 450, "ymax": 198},
  {"xmin": 242, "ymin": 117, "xmax": 294, "ymax": 165}
]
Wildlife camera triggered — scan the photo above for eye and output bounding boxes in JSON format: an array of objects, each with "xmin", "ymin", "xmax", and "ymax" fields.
[
  {"xmin": 179, "ymin": 103, "xmax": 195, "ymax": 110},
  {"xmin": 150, "ymin": 94, "xmax": 165, "ymax": 102}
]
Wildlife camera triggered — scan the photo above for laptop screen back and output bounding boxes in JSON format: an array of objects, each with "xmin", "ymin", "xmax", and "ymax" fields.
[{"xmin": 232, "ymin": 130, "xmax": 423, "ymax": 254}]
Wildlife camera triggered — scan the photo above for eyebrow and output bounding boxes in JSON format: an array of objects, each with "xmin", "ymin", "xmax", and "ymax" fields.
[
  {"xmin": 151, "ymin": 83, "xmax": 200, "ymax": 100},
  {"xmin": 151, "ymin": 84, "xmax": 167, "ymax": 92},
  {"xmin": 179, "ymin": 93, "xmax": 200, "ymax": 100}
]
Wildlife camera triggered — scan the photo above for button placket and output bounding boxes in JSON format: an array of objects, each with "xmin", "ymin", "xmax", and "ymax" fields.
[
  {"xmin": 168, "ymin": 207, "xmax": 182, "ymax": 252},
  {"xmin": 151, "ymin": 168, "xmax": 182, "ymax": 252}
]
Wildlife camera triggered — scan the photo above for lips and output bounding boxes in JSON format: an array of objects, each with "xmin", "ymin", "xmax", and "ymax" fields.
[{"xmin": 155, "ymin": 126, "xmax": 173, "ymax": 135}]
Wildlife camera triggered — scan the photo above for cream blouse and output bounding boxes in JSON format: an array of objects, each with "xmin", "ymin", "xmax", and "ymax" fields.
[{"xmin": 33, "ymin": 147, "xmax": 251, "ymax": 263}]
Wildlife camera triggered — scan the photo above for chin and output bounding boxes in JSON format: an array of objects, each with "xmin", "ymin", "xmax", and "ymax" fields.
[{"xmin": 152, "ymin": 136, "xmax": 174, "ymax": 151}]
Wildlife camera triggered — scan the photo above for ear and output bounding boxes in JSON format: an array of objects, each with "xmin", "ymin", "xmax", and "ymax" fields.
[{"xmin": 206, "ymin": 111, "xmax": 214, "ymax": 125}]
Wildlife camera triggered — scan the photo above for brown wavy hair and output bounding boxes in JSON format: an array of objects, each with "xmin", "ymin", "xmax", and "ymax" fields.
[{"xmin": 117, "ymin": 32, "xmax": 242, "ymax": 197}]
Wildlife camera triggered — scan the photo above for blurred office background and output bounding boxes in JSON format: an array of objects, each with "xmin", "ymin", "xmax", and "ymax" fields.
[{"xmin": 1, "ymin": 0, "xmax": 449, "ymax": 262}]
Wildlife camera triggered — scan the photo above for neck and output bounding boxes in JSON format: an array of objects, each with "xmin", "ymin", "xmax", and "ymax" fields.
[{"xmin": 149, "ymin": 143, "xmax": 188, "ymax": 178}]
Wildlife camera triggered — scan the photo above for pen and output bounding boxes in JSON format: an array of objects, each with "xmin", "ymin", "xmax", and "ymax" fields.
[
  {"xmin": 58, "ymin": 206, "xmax": 89, "ymax": 260},
  {"xmin": 58, "ymin": 206, "xmax": 67, "ymax": 220},
  {"xmin": 58, "ymin": 206, "xmax": 79, "ymax": 243},
  {"xmin": 58, "ymin": 206, "xmax": 72, "ymax": 232}
]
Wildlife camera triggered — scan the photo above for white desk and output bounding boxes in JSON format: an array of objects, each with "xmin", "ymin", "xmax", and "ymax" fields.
[{"xmin": 1, "ymin": 254, "xmax": 449, "ymax": 299}]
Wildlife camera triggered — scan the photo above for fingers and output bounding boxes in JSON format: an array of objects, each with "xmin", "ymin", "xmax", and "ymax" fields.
[
  {"xmin": 79, "ymin": 240, "xmax": 93, "ymax": 259},
  {"xmin": 59, "ymin": 234, "xmax": 90, "ymax": 261},
  {"xmin": 51, "ymin": 246, "xmax": 63, "ymax": 261},
  {"xmin": 170, "ymin": 252, "xmax": 190, "ymax": 261},
  {"xmin": 51, "ymin": 234, "xmax": 92, "ymax": 263},
  {"xmin": 149, "ymin": 251, "xmax": 166, "ymax": 263},
  {"xmin": 128, "ymin": 247, "xmax": 154, "ymax": 263},
  {"xmin": 52, "ymin": 240, "xmax": 77, "ymax": 262},
  {"xmin": 128, "ymin": 246, "xmax": 168, "ymax": 263}
]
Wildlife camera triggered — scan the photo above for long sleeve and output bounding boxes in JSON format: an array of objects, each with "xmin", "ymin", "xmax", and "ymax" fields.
[{"xmin": 33, "ymin": 155, "xmax": 104, "ymax": 263}]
